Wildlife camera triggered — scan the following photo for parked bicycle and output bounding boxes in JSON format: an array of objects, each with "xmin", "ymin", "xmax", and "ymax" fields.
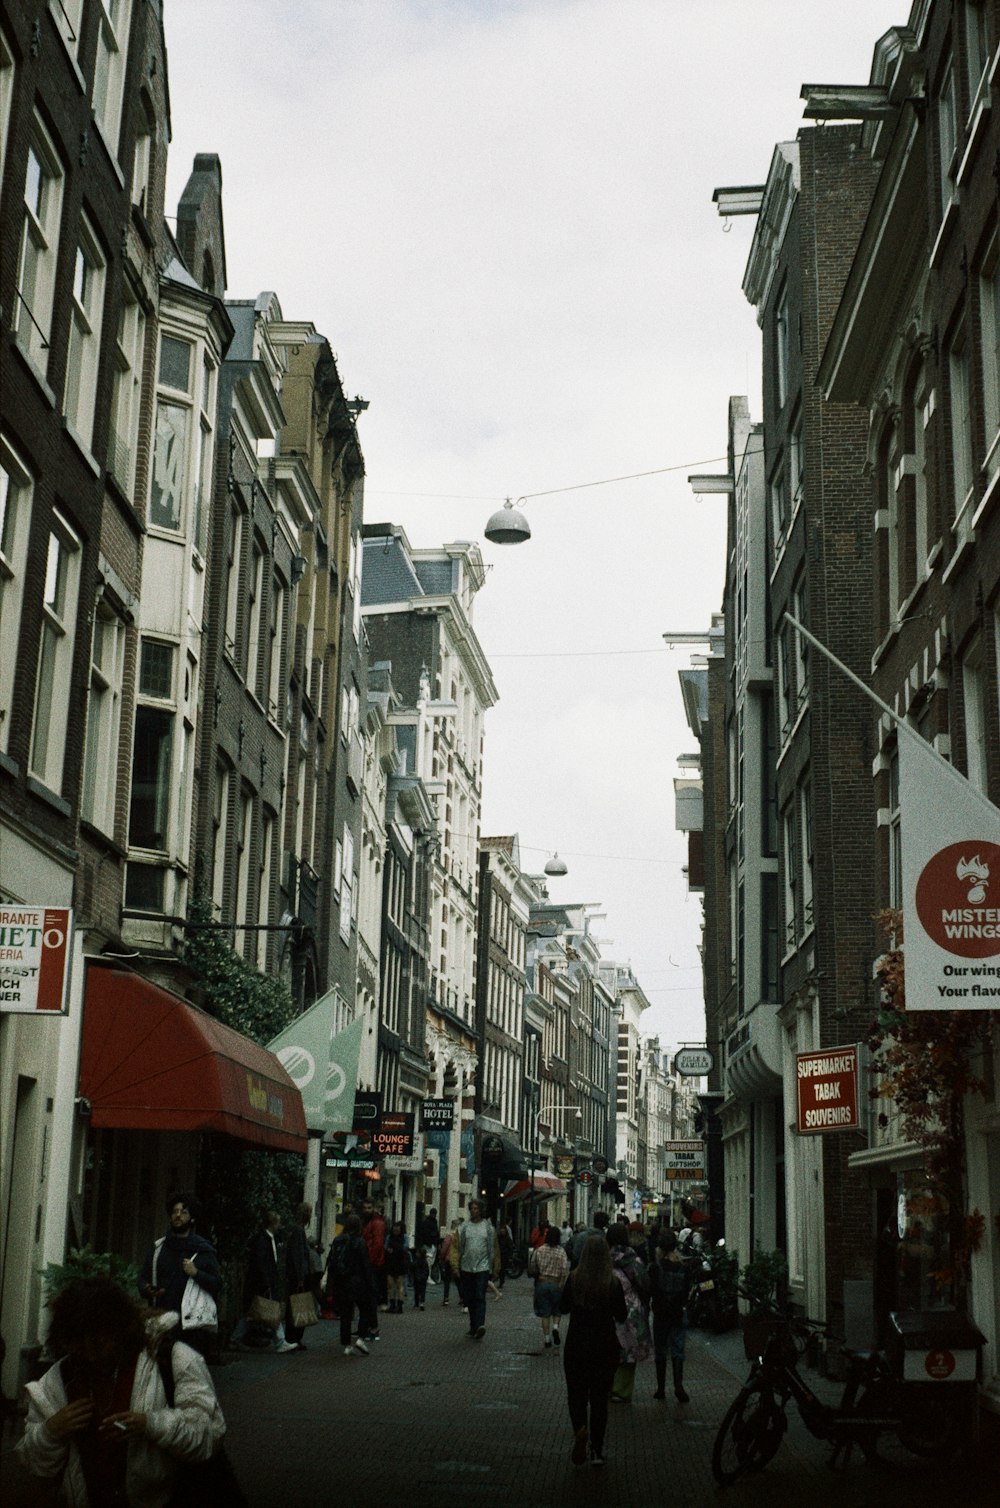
[{"xmin": 712, "ymin": 1306, "xmax": 963, "ymax": 1483}]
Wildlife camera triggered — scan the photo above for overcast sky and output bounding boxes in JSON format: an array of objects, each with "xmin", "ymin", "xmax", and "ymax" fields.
[{"xmin": 164, "ymin": 0, "xmax": 904, "ymax": 1049}]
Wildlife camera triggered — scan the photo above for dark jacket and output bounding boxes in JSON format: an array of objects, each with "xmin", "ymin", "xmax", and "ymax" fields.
[
  {"xmin": 243, "ymin": 1226, "xmax": 282, "ymax": 1305},
  {"xmin": 649, "ymin": 1255, "xmax": 694, "ymax": 1326},
  {"xmin": 326, "ymin": 1233, "xmax": 375, "ymax": 1303},
  {"xmin": 559, "ymin": 1272, "xmax": 627, "ymax": 1368},
  {"xmin": 139, "ymin": 1229, "xmax": 220, "ymax": 1316},
  {"xmin": 384, "ymin": 1233, "xmax": 411, "ymax": 1278},
  {"xmin": 285, "ymin": 1224, "xmax": 310, "ymax": 1293}
]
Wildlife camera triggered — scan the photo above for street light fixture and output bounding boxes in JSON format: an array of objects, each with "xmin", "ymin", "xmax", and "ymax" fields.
[
  {"xmin": 484, "ymin": 496, "xmax": 531, "ymax": 544},
  {"xmin": 530, "ymin": 1101, "xmax": 583, "ymax": 1204}
]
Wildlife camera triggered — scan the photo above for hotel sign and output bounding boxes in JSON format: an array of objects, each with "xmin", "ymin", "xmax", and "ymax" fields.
[{"xmin": 0, "ymin": 907, "xmax": 73, "ymax": 1013}]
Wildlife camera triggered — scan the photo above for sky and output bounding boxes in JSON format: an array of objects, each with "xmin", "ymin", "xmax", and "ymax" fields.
[{"xmin": 164, "ymin": 0, "xmax": 906, "ymax": 1049}]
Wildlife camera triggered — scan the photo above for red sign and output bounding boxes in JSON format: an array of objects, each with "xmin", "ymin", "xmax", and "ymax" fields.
[
  {"xmin": 0, "ymin": 906, "xmax": 73, "ymax": 1013},
  {"xmin": 796, "ymin": 1045, "xmax": 860, "ymax": 1134},
  {"xmin": 915, "ymin": 841, "xmax": 1000, "ymax": 959},
  {"xmin": 371, "ymin": 1112, "xmax": 414, "ymax": 1158},
  {"xmin": 924, "ymin": 1349, "xmax": 956, "ymax": 1380}
]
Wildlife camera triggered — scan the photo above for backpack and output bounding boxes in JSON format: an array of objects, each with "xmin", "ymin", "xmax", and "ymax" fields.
[
  {"xmin": 155, "ymin": 1339, "xmax": 247, "ymax": 1508},
  {"xmin": 327, "ymin": 1235, "xmax": 352, "ymax": 1282}
]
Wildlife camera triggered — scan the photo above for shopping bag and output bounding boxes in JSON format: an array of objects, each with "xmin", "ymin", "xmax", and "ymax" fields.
[
  {"xmin": 248, "ymin": 1293, "xmax": 282, "ymax": 1330},
  {"xmin": 181, "ymin": 1277, "xmax": 218, "ymax": 1332},
  {"xmin": 289, "ymin": 1290, "xmax": 319, "ymax": 1329}
]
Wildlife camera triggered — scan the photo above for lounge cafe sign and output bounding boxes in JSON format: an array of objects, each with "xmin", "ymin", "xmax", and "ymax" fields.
[{"xmin": 796, "ymin": 1045, "xmax": 860, "ymax": 1134}]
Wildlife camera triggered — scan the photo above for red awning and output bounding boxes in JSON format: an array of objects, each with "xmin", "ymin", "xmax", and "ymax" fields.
[
  {"xmin": 81, "ymin": 963, "xmax": 307, "ymax": 1153},
  {"xmin": 503, "ymin": 1174, "xmax": 568, "ymax": 1201}
]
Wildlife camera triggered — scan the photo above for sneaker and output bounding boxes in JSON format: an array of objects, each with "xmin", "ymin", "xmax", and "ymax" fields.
[
  {"xmin": 475, "ymin": 1325, "xmax": 486, "ymax": 1339},
  {"xmin": 442, "ymin": 1300, "xmax": 449, "ymax": 1307},
  {"xmin": 343, "ymin": 1346, "xmax": 354, "ymax": 1357},
  {"xmin": 571, "ymin": 1427, "xmax": 588, "ymax": 1466},
  {"xmin": 276, "ymin": 1341, "xmax": 297, "ymax": 1354},
  {"xmin": 551, "ymin": 1329, "xmax": 560, "ymax": 1346},
  {"xmin": 353, "ymin": 1338, "xmax": 369, "ymax": 1355},
  {"xmin": 590, "ymin": 1447, "xmax": 605, "ymax": 1467},
  {"xmin": 544, "ymin": 1337, "xmax": 552, "ymax": 1348}
]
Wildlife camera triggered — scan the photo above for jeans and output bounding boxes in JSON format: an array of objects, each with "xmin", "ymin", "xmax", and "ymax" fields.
[
  {"xmin": 565, "ymin": 1357, "xmax": 615, "ymax": 1452},
  {"xmin": 463, "ymin": 1270, "xmax": 489, "ymax": 1331}
]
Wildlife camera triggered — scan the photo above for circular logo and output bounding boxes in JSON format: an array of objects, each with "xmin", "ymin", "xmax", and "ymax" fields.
[
  {"xmin": 277, "ymin": 1045, "xmax": 315, "ymax": 1089},
  {"xmin": 326, "ymin": 1062, "xmax": 346, "ymax": 1101},
  {"xmin": 915, "ymin": 840, "xmax": 1000, "ymax": 958},
  {"xmin": 924, "ymin": 1349, "xmax": 956, "ymax": 1380}
]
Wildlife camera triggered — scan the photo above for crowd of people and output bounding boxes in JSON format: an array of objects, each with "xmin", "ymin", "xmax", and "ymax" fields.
[{"xmin": 15, "ymin": 1193, "xmax": 703, "ymax": 1499}]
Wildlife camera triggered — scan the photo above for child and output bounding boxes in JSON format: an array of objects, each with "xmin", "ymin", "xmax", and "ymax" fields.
[{"xmin": 412, "ymin": 1245, "xmax": 430, "ymax": 1309}]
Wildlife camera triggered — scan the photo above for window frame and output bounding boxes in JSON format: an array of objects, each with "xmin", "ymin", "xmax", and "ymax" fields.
[{"xmin": 30, "ymin": 511, "xmax": 82, "ymax": 793}]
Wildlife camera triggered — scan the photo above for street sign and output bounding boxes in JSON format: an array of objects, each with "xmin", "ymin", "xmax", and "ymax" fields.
[
  {"xmin": 0, "ymin": 907, "xmax": 73, "ymax": 1013},
  {"xmin": 674, "ymin": 1046, "xmax": 714, "ymax": 1077},
  {"xmin": 795, "ymin": 1045, "xmax": 861, "ymax": 1134},
  {"xmin": 371, "ymin": 1112, "xmax": 414, "ymax": 1157},
  {"xmin": 664, "ymin": 1140, "xmax": 705, "ymax": 1179}
]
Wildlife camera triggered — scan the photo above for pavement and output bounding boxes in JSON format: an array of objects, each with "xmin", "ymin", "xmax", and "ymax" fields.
[{"xmin": 2, "ymin": 1278, "xmax": 995, "ymax": 1507}]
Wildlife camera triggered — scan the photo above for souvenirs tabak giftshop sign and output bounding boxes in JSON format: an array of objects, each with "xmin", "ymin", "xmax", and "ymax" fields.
[{"xmin": 899, "ymin": 736, "xmax": 1000, "ymax": 1011}]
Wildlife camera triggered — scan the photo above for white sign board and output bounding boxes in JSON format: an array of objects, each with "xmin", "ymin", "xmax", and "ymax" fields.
[
  {"xmin": 0, "ymin": 907, "xmax": 73, "ymax": 1013},
  {"xmin": 664, "ymin": 1139, "xmax": 705, "ymax": 1179},
  {"xmin": 900, "ymin": 737, "xmax": 1000, "ymax": 1009}
]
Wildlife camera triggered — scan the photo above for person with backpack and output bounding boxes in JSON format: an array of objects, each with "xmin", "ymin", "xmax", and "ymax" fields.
[
  {"xmin": 384, "ymin": 1221, "xmax": 411, "ymax": 1314},
  {"xmin": 16, "ymin": 1275, "xmax": 228, "ymax": 1506},
  {"xmin": 648, "ymin": 1229, "xmax": 696, "ymax": 1403},
  {"xmin": 326, "ymin": 1212, "xmax": 377, "ymax": 1355}
]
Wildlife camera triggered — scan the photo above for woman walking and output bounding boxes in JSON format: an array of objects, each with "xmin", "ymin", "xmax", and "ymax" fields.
[
  {"xmin": 607, "ymin": 1220, "xmax": 651, "ymax": 1402},
  {"xmin": 326, "ymin": 1213, "xmax": 377, "ymax": 1355},
  {"xmin": 558, "ymin": 1235, "xmax": 626, "ymax": 1467},
  {"xmin": 529, "ymin": 1225, "xmax": 569, "ymax": 1348},
  {"xmin": 649, "ymin": 1229, "xmax": 695, "ymax": 1402},
  {"xmin": 384, "ymin": 1221, "xmax": 411, "ymax": 1314}
]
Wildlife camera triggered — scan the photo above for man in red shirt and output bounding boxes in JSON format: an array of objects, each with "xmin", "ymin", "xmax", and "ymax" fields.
[{"xmin": 361, "ymin": 1202, "xmax": 387, "ymax": 1333}]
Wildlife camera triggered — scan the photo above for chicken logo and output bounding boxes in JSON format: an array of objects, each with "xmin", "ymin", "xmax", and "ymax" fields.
[
  {"xmin": 956, "ymin": 855, "xmax": 989, "ymax": 904},
  {"xmin": 915, "ymin": 840, "xmax": 1000, "ymax": 959}
]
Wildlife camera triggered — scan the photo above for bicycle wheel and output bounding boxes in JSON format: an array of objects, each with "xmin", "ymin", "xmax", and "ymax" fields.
[{"xmin": 711, "ymin": 1383, "xmax": 787, "ymax": 1485}]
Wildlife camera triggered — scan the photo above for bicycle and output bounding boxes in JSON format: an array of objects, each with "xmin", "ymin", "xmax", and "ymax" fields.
[{"xmin": 711, "ymin": 1308, "xmax": 963, "ymax": 1483}]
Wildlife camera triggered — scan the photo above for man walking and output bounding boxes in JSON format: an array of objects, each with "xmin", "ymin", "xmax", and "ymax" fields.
[
  {"xmin": 138, "ymin": 1192, "xmax": 220, "ymax": 1357},
  {"xmin": 459, "ymin": 1200, "xmax": 495, "ymax": 1340},
  {"xmin": 361, "ymin": 1201, "xmax": 386, "ymax": 1335},
  {"xmin": 570, "ymin": 1209, "xmax": 609, "ymax": 1268}
]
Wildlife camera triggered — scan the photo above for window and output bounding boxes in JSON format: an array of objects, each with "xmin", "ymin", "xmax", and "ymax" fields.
[
  {"xmin": 91, "ymin": 0, "xmax": 133, "ymax": 157},
  {"xmin": 800, "ymin": 780, "xmax": 814, "ymax": 930},
  {"xmin": 962, "ymin": 637, "xmax": 988, "ymax": 791},
  {"xmin": 980, "ymin": 248, "xmax": 1000, "ymax": 479},
  {"xmin": 234, "ymin": 791, "xmax": 253, "ymax": 931},
  {"xmin": 224, "ymin": 506, "xmax": 243, "ymax": 653},
  {"xmin": 82, "ymin": 597, "xmax": 126, "ymax": 832},
  {"xmin": 0, "ymin": 441, "xmax": 31, "ymax": 753},
  {"xmin": 150, "ymin": 335, "xmax": 194, "ymax": 532},
  {"xmin": 131, "ymin": 116, "xmax": 151, "ymax": 216},
  {"xmin": 761, "ymin": 872, "xmax": 780, "ymax": 1001},
  {"xmin": 908, "ymin": 363, "xmax": 931, "ymax": 575},
  {"xmin": 268, "ymin": 577, "xmax": 285, "ymax": 720},
  {"xmin": 886, "ymin": 745, "xmax": 902, "ymax": 908},
  {"xmin": 212, "ymin": 765, "xmax": 230, "ymax": 918},
  {"xmin": 939, "ymin": 60, "xmax": 958, "ymax": 213},
  {"xmin": 340, "ymin": 826, "xmax": 354, "ymax": 943},
  {"xmin": 949, "ymin": 326, "xmax": 975, "ymax": 524},
  {"xmin": 769, "ymin": 463, "xmax": 788, "ymax": 556},
  {"xmin": 792, "ymin": 581, "xmax": 808, "ymax": 710},
  {"xmin": 0, "ymin": 25, "xmax": 14, "ymax": 186},
  {"xmin": 246, "ymin": 541, "xmax": 264, "ymax": 695},
  {"xmin": 788, "ymin": 413, "xmax": 803, "ymax": 509},
  {"xmin": 31, "ymin": 514, "xmax": 82, "ymax": 791},
  {"xmin": 194, "ymin": 354, "xmax": 216, "ymax": 557},
  {"xmin": 256, "ymin": 810, "xmax": 274, "ymax": 969},
  {"xmin": 51, "ymin": 0, "xmax": 83, "ymax": 50},
  {"xmin": 782, "ymin": 805, "xmax": 798, "ymax": 950},
  {"xmin": 774, "ymin": 283, "xmax": 790, "ymax": 412},
  {"xmin": 965, "ymin": 1, "xmax": 991, "ymax": 103},
  {"xmin": 109, "ymin": 286, "xmax": 145, "ymax": 495},
  {"xmin": 15, "ymin": 118, "xmax": 65, "ymax": 370},
  {"xmin": 64, "ymin": 219, "xmax": 107, "ymax": 447},
  {"xmin": 128, "ymin": 641, "xmax": 175, "ymax": 851}
]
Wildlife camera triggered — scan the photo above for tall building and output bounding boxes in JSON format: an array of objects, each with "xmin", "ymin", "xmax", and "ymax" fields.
[
  {"xmin": 818, "ymin": 2, "xmax": 1000, "ymax": 1402},
  {"xmin": 361, "ymin": 526, "xmax": 498, "ymax": 1223}
]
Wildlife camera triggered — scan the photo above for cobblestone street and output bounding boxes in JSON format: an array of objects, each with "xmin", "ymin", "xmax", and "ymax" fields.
[{"xmin": 4, "ymin": 1277, "xmax": 994, "ymax": 1507}]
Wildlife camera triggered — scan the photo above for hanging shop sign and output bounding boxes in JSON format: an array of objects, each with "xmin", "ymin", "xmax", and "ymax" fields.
[
  {"xmin": 421, "ymin": 1097, "xmax": 455, "ymax": 1130},
  {"xmin": 372, "ymin": 1111, "xmax": 415, "ymax": 1158},
  {"xmin": 352, "ymin": 1093, "xmax": 382, "ymax": 1130},
  {"xmin": 795, "ymin": 1045, "xmax": 861, "ymax": 1134},
  {"xmin": 576, "ymin": 1169, "xmax": 594, "ymax": 1187},
  {"xmin": 591, "ymin": 1155, "xmax": 609, "ymax": 1174},
  {"xmin": 384, "ymin": 1131, "xmax": 424, "ymax": 1173},
  {"xmin": 899, "ymin": 736, "xmax": 1000, "ymax": 1010},
  {"xmin": 664, "ymin": 1140, "xmax": 705, "ymax": 1179},
  {"xmin": 0, "ymin": 907, "xmax": 73, "ymax": 1014},
  {"xmin": 555, "ymin": 1154, "xmax": 575, "ymax": 1178},
  {"xmin": 674, "ymin": 1046, "xmax": 714, "ymax": 1077},
  {"xmin": 481, "ymin": 1133, "xmax": 505, "ymax": 1162}
]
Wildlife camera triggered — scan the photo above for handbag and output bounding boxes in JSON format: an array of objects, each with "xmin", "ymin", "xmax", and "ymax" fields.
[
  {"xmin": 248, "ymin": 1293, "xmax": 283, "ymax": 1330},
  {"xmin": 289, "ymin": 1289, "xmax": 319, "ymax": 1329},
  {"xmin": 157, "ymin": 1340, "xmax": 247, "ymax": 1508},
  {"xmin": 181, "ymin": 1277, "xmax": 218, "ymax": 1332}
]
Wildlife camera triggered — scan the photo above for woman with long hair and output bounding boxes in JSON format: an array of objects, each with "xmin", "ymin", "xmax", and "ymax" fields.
[
  {"xmin": 557, "ymin": 1234, "xmax": 626, "ymax": 1467},
  {"xmin": 606, "ymin": 1219, "xmax": 651, "ymax": 1402},
  {"xmin": 16, "ymin": 1275, "xmax": 225, "ymax": 1506}
]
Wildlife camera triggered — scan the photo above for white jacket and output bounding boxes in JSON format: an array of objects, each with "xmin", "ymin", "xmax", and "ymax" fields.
[{"xmin": 16, "ymin": 1312, "xmax": 226, "ymax": 1507}]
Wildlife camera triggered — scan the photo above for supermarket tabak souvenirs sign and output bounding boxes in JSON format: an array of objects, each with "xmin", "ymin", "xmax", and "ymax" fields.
[
  {"xmin": 796, "ymin": 1046, "xmax": 860, "ymax": 1134},
  {"xmin": 899, "ymin": 737, "xmax": 1000, "ymax": 1011},
  {"xmin": 0, "ymin": 907, "xmax": 73, "ymax": 1013}
]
